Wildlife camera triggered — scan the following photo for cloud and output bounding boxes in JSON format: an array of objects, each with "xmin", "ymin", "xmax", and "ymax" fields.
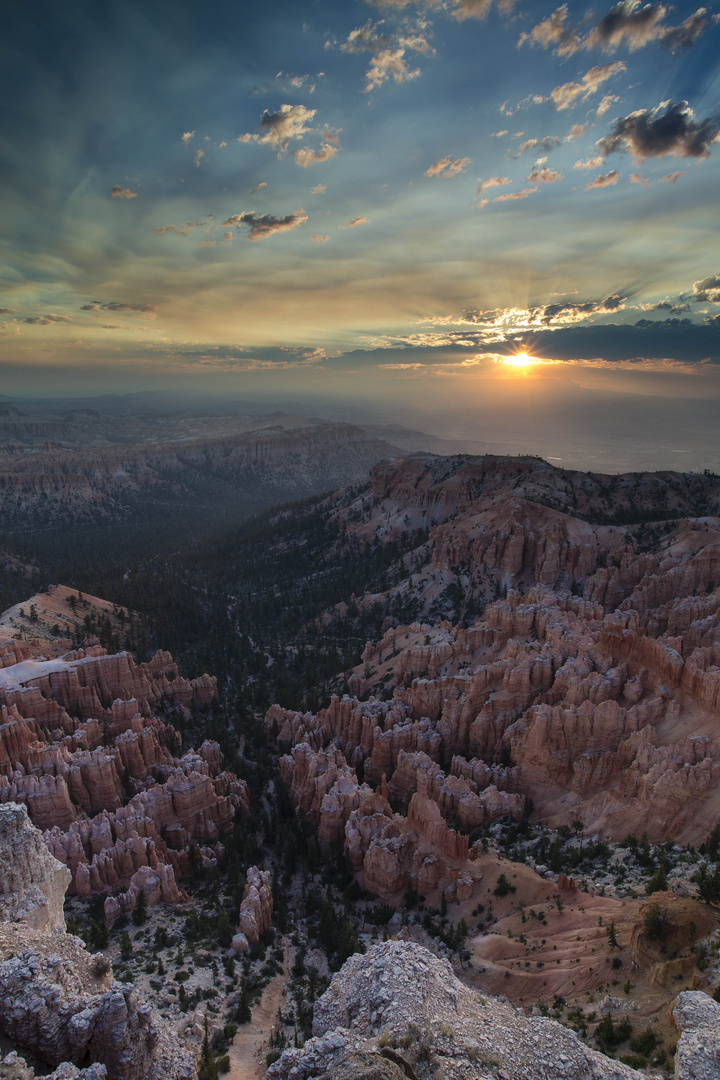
[
  {"xmin": 630, "ymin": 171, "xmax": 650, "ymax": 184},
  {"xmin": 519, "ymin": 1, "xmax": 713, "ymax": 57},
  {"xmin": 518, "ymin": 5, "xmax": 583, "ymax": 56},
  {"xmin": 420, "ymin": 292, "xmax": 629, "ymax": 336},
  {"xmin": 293, "ymin": 140, "xmax": 339, "ymax": 167},
  {"xmin": 0, "ymin": 308, "xmax": 15, "ymax": 314},
  {"xmin": 81, "ymin": 301, "xmax": 156, "ymax": 313},
  {"xmin": 339, "ymin": 216, "xmax": 370, "ymax": 228},
  {"xmin": 311, "ymin": 234, "xmax": 329, "ymax": 243},
  {"xmin": 111, "ymin": 185, "xmax": 137, "ymax": 199},
  {"xmin": 491, "ymin": 130, "xmax": 508, "ymax": 137},
  {"xmin": 181, "ymin": 131, "xmax": 195, "ymax": 144},
  {"xmin": 194, "ymin": 150, "xmax": 205, "ymax": 167},
  {"xmin": 574, "ymin": 155, "xmax": 604, "ymax": 170},
  {"xmin": 514, "ymin": 136, "xmax": 560, "ymax": 156},
  {"xmin": 239, "ymin": 104, "xmax": 317, "ymax": 153},
  {"xmin": 597, "ymin": 101, "xmax": 720, "ymax": 160},
  {"xmin": 597, "ymin": 94, "xmax": 619, "ymax": 117},
  {"xmin": 221, "ymin": 211, "xmax": 308, "ymax": 241},
  {"xmin": 654, "ymin": 300, "xmax": 689, "ymax": 313},
  {"xmin": 366, "ymin": 0, "xmax": 514, "ymax": 20},
  {"xmin": 662, "ymin": 8, "xmax": 714, "ymax": 51},
  {"xmin": 661, "ymin": 170, "xmax": 683, "ymax": 183},
  {"xmin": 527, "ymin": 161, "xmax": 562, "ymax": 183},
  {"xmin": 333, "ymin": 20, "xmax": 432, "ymax": 92},
  {"xmin": 587, "ymin": 1, "xmax": 669, "ymax": 51},
  {"xmin": 536, "ymin": 293, "xmax": 626, "ymax": 323},
  {"xmin": 693, "ymin": 275, "xmax": 720, "ymax": 302},
  {"xmin": 586, "ymin": 170, "xmax": 619, "ymax": 188},
  {"xmin": 452, "ymin": 0, "xmax": 493, "ymax": 19},
  {"xmin": 154, "ymin": 219, "xmax": 205, "ymax": 236},
  {"xmin": 425, "ymin": 156, "xmax": 471, "ymax": 178},
  {"xmin": 21, "ymin": 314, "xmax": 73, "ymax": 324},
  {"xmin": 251, "ymin": 182, "xmax": 268, "ymax": 193},
  {"xmin": 567, "ymin": 123, "xmax": 588, "ymax": 140},
  {"xmin": 493, "ymin": 186, "xmax": 537, "ymax": 201},
  {"xmin": 550, "ymin": 62, "xmax": 625, "ymax": 111},
  {"xmin": 310, "ymin": 184, "xmax": 327, "ymax": 194},
  {"xmin": 477, "ymin": 176, "xmax": 510, "ymax": 194}
]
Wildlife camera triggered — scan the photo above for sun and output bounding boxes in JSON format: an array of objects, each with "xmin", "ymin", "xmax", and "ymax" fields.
[{"xmin": 502, "ymin": 352, "xmax": 537, "ymax": 369}]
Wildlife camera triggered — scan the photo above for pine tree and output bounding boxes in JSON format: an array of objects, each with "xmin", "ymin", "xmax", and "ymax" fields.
[
  {"xmin": 236, "ymin": 978, "xmax": 252, "ymax": 1024},
  {"xmin": 198, "ymin": 1018, "xmax": 219, "ymax": 1080},
  {"xmin": 132, "ymin": 888, "xmax": 147, "ymax": 926}
]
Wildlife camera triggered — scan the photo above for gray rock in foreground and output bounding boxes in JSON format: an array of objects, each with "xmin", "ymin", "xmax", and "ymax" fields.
[
  {"xmin": 269, "ymin": 941, "xmax": 649, "ymax": 1080},
  {"xmin": 672, "ymin": 991, "xmax": 720, "ymax": 1080}
]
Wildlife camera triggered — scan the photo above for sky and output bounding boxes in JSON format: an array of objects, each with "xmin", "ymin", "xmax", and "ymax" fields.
[{"xmin": 2, "ymin": 0, "xmax": 720, "ymax": 433}]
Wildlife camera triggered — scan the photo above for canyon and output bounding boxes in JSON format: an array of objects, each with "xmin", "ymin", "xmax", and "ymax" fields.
[{"xmin": 2, "ymin": 450, "xmax": 720, "ymax": 1079}]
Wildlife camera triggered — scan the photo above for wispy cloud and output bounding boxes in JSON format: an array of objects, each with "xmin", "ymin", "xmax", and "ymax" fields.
[
  {"xmin": 493, "ymin": 186, "xmax": 537, "ymax": 201},
  {"xmin": 181, "ymin": 131, "xmax": 195, "ymax": 144},
  {"xmin": 81, "ymin": 301, "xmax": 156, "ymax": 313},
  {"xmin": 310, "ymin": 184, "xmax": 327, "ymax": 194},
  {"xmin": 513, "ymin": 135, "xmax": 560, "ymax": 156},
  {"xmin": 477, "ymin": 175, "xmax": 510, "ymax": 194},
  {"xmin": 239, "ymin": 104, "xmax": 317, "ymax": 153},
  {"xmin": 293, "ymin": 134, "xmax": 340, "ymax": 167},
  {"xmin": 221, "ymin": 211, "xmax": 308, "ymax": 241},
  {"xmin": 331, "ymin": 19, "xmax": 433, "ymax": 92},
  {"xmin": 111, "ymin": 185, "xmax": 137, "ymax": 199},
  {"xmin": 586, "ymin": 170, "xmax": 619, "ymax": 188},
  {"xmin": 311, "ymin": 234, "xmax": 329, "ymax": 243},
  {"xmin": 527, "ymin": 160, "xmax": 562, "ymax": 183},
  {"xmin": 550, "ymin": 62, "xmax": 625, "ymax": 111},
  {"xmin": 425, "ymin": 156, "xmax": 471, "ymax": 178},
  {"xmin": 339, "ymin": 216, "xmax": 370, "ymax": 228}
]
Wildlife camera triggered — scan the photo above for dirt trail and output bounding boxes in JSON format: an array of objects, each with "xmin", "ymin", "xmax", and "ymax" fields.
[{"xmin": 226, "ymin": 957, "xmax": 290, "ymax": 1080}]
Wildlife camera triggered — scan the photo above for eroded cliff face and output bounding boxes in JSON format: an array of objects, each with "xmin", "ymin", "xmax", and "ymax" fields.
[
  {"xmin": 0, "ymin": 630, "xmax": 247, "ymax": 920},
  {"xmin": 0, "ymin": 804, "xmax": 196, "ymax": 1080},
  {"xmin": 0, "ymin": 802, "xmax": 71, "ymax": 932},
  {"xmin": 267, "ymin": 458, "xmax": 720, "ymax": 899}
]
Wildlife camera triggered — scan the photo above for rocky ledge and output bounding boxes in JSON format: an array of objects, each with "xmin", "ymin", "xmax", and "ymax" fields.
[
  {"xmin": 0, "ymin": 802, "xmax": 196, "ymax": 1080},
  {"xmin": 269, "ymin": 940, "xmax": 717, "ymax": 1080}
]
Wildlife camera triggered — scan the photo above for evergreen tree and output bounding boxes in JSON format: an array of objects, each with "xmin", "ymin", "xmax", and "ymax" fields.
[
  {"xmin": 236, "ymin": 979, "xmax": 252, "ymax": 1024},
  {"xmin": 132, "ymin": 888, "xmax": 147, "ymax": 926}
]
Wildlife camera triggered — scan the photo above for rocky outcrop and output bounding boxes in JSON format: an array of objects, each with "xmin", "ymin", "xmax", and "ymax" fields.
[
  {"xmin": 1, "ymin": 1049, "xmax": 107, "ymax": 1079},
  {"xmin": 237, "ymin": 866, "xmax": 273, "ymax": 945},
  {"xmin": 0, "ymin": 951, "xmax": 159, "ymax": 1080},
  {"xmin": 0, "ymin": 803, "xmax": 71, "ymax": 932},
  {"xmin": 672, "ymin": 990, "xmax": 720, "ymax": 1080},
  {"xmin": 0, "ymin": 813, "xmax": 196, "ymax": 1080},
  {"xmin": 267, "ymin": 941, "xmax": 646, "ymax": 1080}
]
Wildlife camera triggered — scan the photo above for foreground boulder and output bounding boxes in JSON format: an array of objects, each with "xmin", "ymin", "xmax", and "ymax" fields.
[{"xmin": 268, "ymin": 940, "xmax": 645, "ymax": 1080}]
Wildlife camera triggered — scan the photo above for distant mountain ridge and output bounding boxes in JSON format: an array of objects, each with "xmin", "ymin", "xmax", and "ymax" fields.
[{"xmin": 0, "ymin": 407, "xmax": 401, "ymax": 532}]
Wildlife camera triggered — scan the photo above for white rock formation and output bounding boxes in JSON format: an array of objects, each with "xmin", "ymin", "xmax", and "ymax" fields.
[{"xmin": 0, "ymin": 802, "xmax": 71, "ymax": 932}]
